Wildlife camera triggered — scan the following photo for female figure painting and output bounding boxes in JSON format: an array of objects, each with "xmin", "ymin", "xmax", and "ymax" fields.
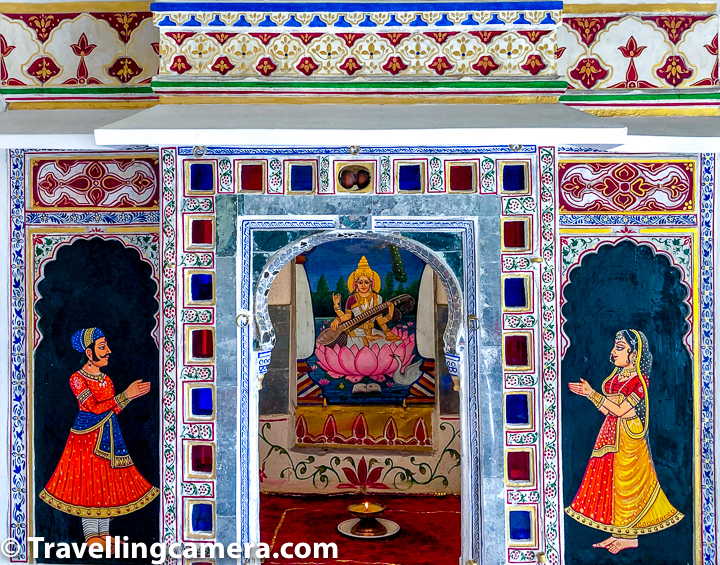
[
  {"xmin": 566, "ymin": 330, "xmax": 683, "ymax": 554},
  {"xmin": 315, "ymin": 256, "xmax": 418, "ymax": 395},
  {"xmin": 39, "ymin": 328, "xmax": 159, "ymax": 549}
]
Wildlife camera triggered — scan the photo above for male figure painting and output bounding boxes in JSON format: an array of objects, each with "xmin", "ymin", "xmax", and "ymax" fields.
[
  {"xmin": 566, "ymin": 329, "xmax": 683, "ymax": 553},
  {"xmin": 39, "ymin": 328, "xmax": 159, "ymax": 549}
]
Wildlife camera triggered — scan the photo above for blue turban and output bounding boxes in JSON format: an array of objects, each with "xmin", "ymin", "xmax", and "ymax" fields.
[{"xmin": 71, "ymin": 328, "xmax": 105, "ymax": 353}]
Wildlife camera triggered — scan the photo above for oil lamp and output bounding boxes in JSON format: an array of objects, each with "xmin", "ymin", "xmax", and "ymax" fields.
[{"xmin": 346, "ymin": 501, "xmax": 388, "ymax": 537}]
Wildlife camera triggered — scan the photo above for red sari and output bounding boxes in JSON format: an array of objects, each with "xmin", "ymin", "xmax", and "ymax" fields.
[
  {"xmin": 39, "ymin": 370, "xmax": 159, "ymax": 518},
  {"xmin": 566, "ymin": 373, "xmax": 682, "ymax": 537}
]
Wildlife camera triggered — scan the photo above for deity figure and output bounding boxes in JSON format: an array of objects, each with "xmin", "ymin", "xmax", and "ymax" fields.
[
  {"xmin": 330, "ymin": 255, "xmax": 400, "ymax": 347},
  {"xmin": 315, "ymin": 256, "xmax": 419, "ymax": 394},
  {"xmin": 566, "ymin": 329, "xmax": 683, "ymax": 554},
  {"xmin": 39, "ymin": 328, "xmax": 159, "ymax": 549}
]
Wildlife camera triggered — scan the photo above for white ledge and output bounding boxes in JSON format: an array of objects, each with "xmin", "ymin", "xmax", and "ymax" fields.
[
  {"xmin": 95, "ymin": 103, "xmax": 628, "ymax": 148},
  {"xmin": 604, "ymin": 116, "xmax": 720, "ymax": 153},
  {"xmin": 0, "ymin": 109, "xmax": 143, "ymax": 149}
]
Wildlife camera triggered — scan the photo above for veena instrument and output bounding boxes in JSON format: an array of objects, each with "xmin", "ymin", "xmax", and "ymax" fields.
[{"xmin": 316, "ymin": 294, "xmax": 415, "ymax": 348}]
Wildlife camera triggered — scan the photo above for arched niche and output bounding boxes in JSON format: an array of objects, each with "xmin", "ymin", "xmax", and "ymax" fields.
[{"xmin": 254, "ymin": 230, "xmax": 465, "ymax": 358}]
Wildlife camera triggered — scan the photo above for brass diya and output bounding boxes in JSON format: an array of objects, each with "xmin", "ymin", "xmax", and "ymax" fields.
[{"xmin": 347, "ymin": 502, "xmax": 387, "ymax": 537}]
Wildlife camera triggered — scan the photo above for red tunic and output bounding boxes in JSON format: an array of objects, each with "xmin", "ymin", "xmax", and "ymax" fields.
[{"xmin": 39, "ymin": 370, "xmax": 159, "ymax": 518}]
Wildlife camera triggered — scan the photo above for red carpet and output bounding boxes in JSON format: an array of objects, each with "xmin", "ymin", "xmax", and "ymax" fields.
[{"xmin": 261, "ymin": 493, "xmax": 461, "ymax": 565}]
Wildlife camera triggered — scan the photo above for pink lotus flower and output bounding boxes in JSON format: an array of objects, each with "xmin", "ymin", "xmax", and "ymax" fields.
[
  {"xmin": 315, "ymin": 328, "xmax": 415, "ymax": 383},
  {"xmin": 318, "ymin": 378, "xmax": 329, "ymax": 385}
]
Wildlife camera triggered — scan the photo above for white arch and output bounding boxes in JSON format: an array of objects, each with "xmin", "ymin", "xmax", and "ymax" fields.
[{"xmin": 253, "ymin": 229, "xmax": 465, "ymax": 356}]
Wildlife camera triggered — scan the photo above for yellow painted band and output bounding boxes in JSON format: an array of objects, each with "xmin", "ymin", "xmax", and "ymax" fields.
[
  {"xmin": 7, "ymin": 100, "xmax": 157, "ymax": 111},
  {"xmin": 563, "ymin": 3, "xmax": 716, "ymax": 14},
  {"xmin": 0, "ymin": 2, "xmax": 151, "ymax": 13},
  {"xmin": 580, "ymin": 106, "xmax": 719, "ymax": 117}
]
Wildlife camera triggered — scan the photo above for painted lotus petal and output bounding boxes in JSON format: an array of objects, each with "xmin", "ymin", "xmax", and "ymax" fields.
[
  {"xmin": 318, "ymin": 346, "xmax": 342, "ymax": 376},
  {"xmin": 375, "ymin": 345, "xmax": 395, "ymax": 374},
  {"xmin": 346, "ymin": 374, "xmax": 364, "ymax": 383},
  {"xmin": 356, "ymin": 457, "xmax": 369, "ymax": 482},
  {"xmin": 341, "ymin": 467, "xmax": 360, "ymax": 485},
  {"xmin": 314, "ymin": 346, "xmax": 327, "ymax": 366},
  {"xmin": 338, "ymin": 346, "xmax": 358, "ymax": 375},
  {"xmin": 355, "ymin": 346, "xmax": 379, "ymax": 376},
  {"xmin": 366, "ymin": 466, "xmax": 383, "ymax": 485},
  {"xmin": 369, "ymin": 482, "xmax": 391, "ymax": 489}
]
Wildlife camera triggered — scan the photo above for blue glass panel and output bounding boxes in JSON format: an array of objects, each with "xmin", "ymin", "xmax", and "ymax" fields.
[
  {"xmin": 509, "ymin": 510, "xmax": 532, "ymax": 541},
  {"xmin": 190, "ymin": 273, "xmax": 214, "ymax": 302},
  {"xmin": 504, "ymin": 277, "xmax": 527, "ymax": 308},
  {"xmin": 398, "ymin": 164, "xmax": 422, "ymax": 192},
  {"xmin": 505, "ymin": 394, "xmax": 530, "ymax": 425},
  {"xmin": 503, "ymin": 164, "xmax": 527, "ymax": 192},
  {"xmin": 290, "ymin": 165, "xmax": 315, "ymax": 192},
  {"xmin": 190, "ymin": 163, "xmax": 215, "ymax": 192},
  {"xmin": 192, "ymin": 387, "xmax": 214, "ymax": 416},
  {"xmin": 191, "ymin": 503, "xmax": 213, "ymax": 532}
]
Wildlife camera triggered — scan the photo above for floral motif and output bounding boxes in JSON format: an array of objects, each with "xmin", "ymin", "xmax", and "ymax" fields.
[
  {"xmin": 339, "ymin": 57, "xmax": 362, "ymax": 75},
  {"xmin": 6, "ymin": 13, "xmax": 77, "ymax": 43},
  {"xmin": 656, "ymin": 55, "xmax": 693, "ymax": 87},
  {"xmin": 518, "ymin": 30, "xmax": 552, "ymax": 44},
  {"xmin": 63, "ymin": 33, "xmax": 103, "ymax": 85},
  {"xmin": 424, "ymin": 31, "xmax": 458, "ymax": 45},
  {"xmin": 168, "ymin": 32, "xmax": 195, "ymax": 46},
  {"xmin": 208, "ymin": 32, "xmax": 238, "ymax": 46},
  {"xmin": 520, "ymin": 54, "xmax": 546, "ymax": 75},
  {"xmin": 338, "ymin": 457, "xmax": 389, "ymax": 489},
  {"xmin": 468, "ymin": 30, "xmax": 503, "ymax": 44},
  {"xmin": 0, "ymin": 34, "xmax": 21, "ymax": 85},
  {"xmin": 210, "ymin": 56, "xmax": 234, "ymax": 75},
  {"xmin": 91, "ymin": 12, "xmax": 151, "ymax": 43},
  {"xmin": 292, "ymin": 32, "xmax": 323, "ymax": 46},
  {"xmin": 169, "ymin": 55, "xmax": 191, "ymax": 74},
  {"xmin": 27, "ymin": 56, "xmax": 61, "ymax": 84},
  {"xmin": 382, "ymin": 55, "xmax": 408, "ymax": 75},
  {"xmin": 256, "ymin": 57, "xmax": 277, "ymax": 76},
  {"xmin": 558, "ymin": 160, "xmax": 694, "ymax": 213},
  {"xmin": 338, "ymin": 33, "xmax": 364, "ymax": 47},
  {"xmin": 569, "ymin": 57, "xmax": 608, "ymax": 89},
  {"xmin": 428, "ymin": 55, "xmax": 453, "ymax": 75},
  {"xmin": 472, "ymin": 55, "xmax": 499, "ymax": 75},
  {"xmin": 296, "ymin": 56, "xmax": 319, "ymax": 75},
  {"xmin": 693, "ymin": 34, "xmax": 718, "ymax": 87},
  {"xmin": 642, "ymin": 15, "xmax": 710, "ymax": 44},
  {"xmin": 378, "ymin": 32, "xmax": 410, "ymax": 47},
  {"xmin": 609, "ymin": 36, "xmax": 655, "ymax": 89},
  {"xmin": 108, "ymin": 57, "xmax": 143, "ymax": 83},
  {"xmin": 565, "ymin": 17, "xmax": 620, "ymax": 46}
]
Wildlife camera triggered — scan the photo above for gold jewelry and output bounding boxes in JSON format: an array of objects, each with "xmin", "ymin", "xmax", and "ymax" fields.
[
  {"xmin": 619, "ymin": 367, "xmax": 636, "ymax": 376},
  {"xmin": 80, "ymin": 368, "xmax": 104, "ymax": 382},
  {"xmin": 115, "ymin": 391, "xmax": 131, "ymax": 409},
  {"xmin": 588, "ymin": 390, "xmax": 605, "ymax": 409}
]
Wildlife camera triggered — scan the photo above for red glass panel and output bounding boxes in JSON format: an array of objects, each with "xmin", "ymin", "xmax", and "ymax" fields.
[
  {"xmin": 191, "ymin": 444, "xmax": 214, "ymax": 474},
  {"xmin": 449, "ymin": 165, "xmax": 474, "ymax": 191},
  {"xmin": 507, "ymin": 451, "xmax": 531, "ymax": 481},
  {"xmin": 505, "ymin": 335, "xmax": 529, "ymax": 366},
  {"xmin": 191, "ymin": 219, "xmax": 213, "ymax": 245},
  {"xmin": 503, "ymin": 220, "xmax": 526, "ymax": 248},
  {"xmin": 241, "ymin": 163, "xmax": 265, "ymax": 192},
  {"xmin": 191, "ymin": 329, "xmax": 214, "ymax": 359}
]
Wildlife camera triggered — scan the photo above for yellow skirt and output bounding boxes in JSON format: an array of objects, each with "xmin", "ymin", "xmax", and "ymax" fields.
[{"xmin": 566, "ymin": 417, "xmax": 683, "ymax": 538}]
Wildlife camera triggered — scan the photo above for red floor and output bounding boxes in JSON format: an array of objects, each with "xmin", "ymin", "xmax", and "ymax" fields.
[{"xmin": 260, "ymin": 493, "xmax": 461, "ymax": 565}]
